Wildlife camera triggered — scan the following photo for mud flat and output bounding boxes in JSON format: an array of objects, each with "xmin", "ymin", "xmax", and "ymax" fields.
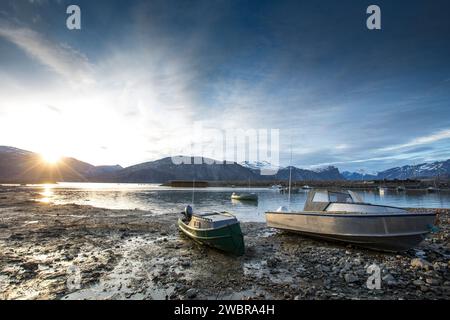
[{"xmin": 0, "ymin": 186, "xmax": 449, "ymax": 300}]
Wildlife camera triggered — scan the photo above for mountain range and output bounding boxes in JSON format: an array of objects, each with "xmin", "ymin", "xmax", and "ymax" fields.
[
  {"xmin": 0, "ymin": 146, "xmax": 449, "ymax": 183},
  {"xmin": 342, "ymin": 160, "xmax": 450, "ymax": 180}
]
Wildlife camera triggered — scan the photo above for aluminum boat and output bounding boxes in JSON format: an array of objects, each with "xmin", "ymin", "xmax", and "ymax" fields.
[{"xmin": 265, "ymin": 190, "xmax": 437, "ymax": 252}]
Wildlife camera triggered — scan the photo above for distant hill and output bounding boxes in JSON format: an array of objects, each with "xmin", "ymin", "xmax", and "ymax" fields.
[
  {"xmin": 110, "ymin": 158, "xmax": 343, "ymax": 182},
  {"xmin": 0, "ymin": 146, "xmax": 121, "ymax": 183},
  {"xmin": 0, "ymin": 146, "xmax": 344, "ymax": 183},
  {"xmin": 110, "ymin": 157, "xmax": 258, "ymax": 183},
  {"xmin": 3, "ymin": 145, "xmax": 446, "ymax": 183},
  {"xmin": 0, "ymin": 146, "xmax": 93, "ymax": 183}
]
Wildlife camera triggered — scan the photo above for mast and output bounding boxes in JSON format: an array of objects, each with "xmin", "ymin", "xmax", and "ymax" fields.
[
  {"xmin": 191, "ymin": 178, "xmax": 195, "ymax": 208},
  {"xmin": 288, "ymin": 139, "xmax": 293, "ymax": 211}
]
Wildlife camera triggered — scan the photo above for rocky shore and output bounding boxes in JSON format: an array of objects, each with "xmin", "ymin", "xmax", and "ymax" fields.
[{"xmin": 0, "ymin": 186, "xmax": 449, "ymax": 300}]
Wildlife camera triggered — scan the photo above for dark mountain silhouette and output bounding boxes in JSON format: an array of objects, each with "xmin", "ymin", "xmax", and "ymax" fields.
[{"xmin": 0, "ymin": 146, "xmax": 345, "ymax": 183}]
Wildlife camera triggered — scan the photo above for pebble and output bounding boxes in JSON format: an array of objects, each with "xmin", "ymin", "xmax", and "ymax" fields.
[
  {"xmin": 344, "ymin": 273, "xmax": 358, "ymax": 283},
  {"xmin": 186, "ymin": 288, "xmax": 197, "ymax": 299},
  {"xmin": 425, "ymin": 278, "xmax": 441, "ymax": 286},
  {"xmin": 410, "ymin": 258, "xmax": 432, "ymax": 270}
]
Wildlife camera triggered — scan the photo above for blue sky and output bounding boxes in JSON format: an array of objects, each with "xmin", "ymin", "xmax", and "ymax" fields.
[{"xmin": 0, "ymin": 0, "xmax": 449, "ymax": 172}]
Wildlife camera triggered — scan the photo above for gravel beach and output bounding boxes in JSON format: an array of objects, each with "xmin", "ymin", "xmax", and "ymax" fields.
[{"xmin": 0, "ymin": 186, "xmax": 449, "ymax": 300}]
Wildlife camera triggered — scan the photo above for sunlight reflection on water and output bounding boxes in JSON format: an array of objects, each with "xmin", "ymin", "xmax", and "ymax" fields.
[{"xmin": 28, "ymin": 183, "xmax": 450, "ymax": 222}]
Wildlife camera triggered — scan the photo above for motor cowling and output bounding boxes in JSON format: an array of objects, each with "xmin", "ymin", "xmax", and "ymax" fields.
[{"xmin": 184, "ymin": 205, "xmax": 193, "ymax": 220}]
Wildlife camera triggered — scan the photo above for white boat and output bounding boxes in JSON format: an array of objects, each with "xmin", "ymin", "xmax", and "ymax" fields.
[
  {"xmin": 231, "ymin": 192, "xmax": 258, "ymax": 201},
  {"xmin": 427, "ymin": 186, "xmax": 439, "ymax": 193},
  {"xmin": 266, "ymin": 189, "xmax": 437, "ymax": 252},
  {"xmin": 302, "ymin": 185, "xmax": 312, "ymax": 190},
  {"xmin": 280, "ymin": 187, "xmax": 299, "ymax": 194}
]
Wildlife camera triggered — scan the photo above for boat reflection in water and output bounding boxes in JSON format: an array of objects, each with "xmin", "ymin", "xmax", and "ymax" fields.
[{"xmin": 266, "ymin": 190, "xmax": 437, "ymax": 252}]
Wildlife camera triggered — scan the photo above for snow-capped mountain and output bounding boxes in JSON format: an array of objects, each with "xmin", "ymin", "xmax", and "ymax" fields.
[
  {"xmin": 342, "ymin": 171, "xmax": 377, "ymax": 181},
  {"xmin": 343, "ymin": 160, "xmax": 450, "ymax": 180},
  {"xmin": 239, "ymin": 160, "xmax": 281, "ymax": 170},
  {"xmin": 312, "ymin": 166, "xmax": 338, "ymax": 173},
  {"xmin": 377, "ymin": 160, "xmax": 450, "ymax": 180},
  {"xmin": 239, "ymin": 160, "xmax": 283, "ymax": 176}
]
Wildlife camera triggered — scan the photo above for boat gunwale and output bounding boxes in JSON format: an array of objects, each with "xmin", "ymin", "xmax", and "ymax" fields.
[
  {"xmin": 178, "ymin": 217, "xmax": 241, "ymax": 233},
  {"xmin": 178, "ymin": 220, "xmax": 236, "ymax": 241},
  {"xmin": 322, "ymin": 201, "xmax": 424, "ymax": 212},
  {"xmin": 265, "ymin": 211, "xmax": 437, "ymax": 218}
]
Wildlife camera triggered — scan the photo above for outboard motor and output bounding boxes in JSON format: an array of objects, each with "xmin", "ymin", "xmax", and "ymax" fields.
[{"xmin": 183, "ymin": 205, "xmax": 193, "ymax": 221}]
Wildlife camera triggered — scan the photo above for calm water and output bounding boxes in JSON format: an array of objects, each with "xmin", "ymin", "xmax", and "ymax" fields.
[{"xmin": 22, "ymin": 183, "xmax": 450, "ymax": 222}]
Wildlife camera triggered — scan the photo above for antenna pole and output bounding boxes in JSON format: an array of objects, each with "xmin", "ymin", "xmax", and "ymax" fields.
[
  {"xmin": 192, "ymin": 178, "xmax": 195, "ymax": 208},
  {"xmin": 288, "ymin": 137, "xmax": 293, "ymax": 211}
]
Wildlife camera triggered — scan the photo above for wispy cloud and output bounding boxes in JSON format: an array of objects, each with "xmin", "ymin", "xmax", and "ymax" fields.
[
  {"xmin": 0, "ymin": 19, "xmax": 94, "ymax": 85},
  {"xmin": 381, "ymin": 129, "xmax": 450, "ymax": 152}
]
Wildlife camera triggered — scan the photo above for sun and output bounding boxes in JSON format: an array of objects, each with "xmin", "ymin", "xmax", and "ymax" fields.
[{"xmin": 40, "ymin": 152, "xmax": 62, "ymax": 165}]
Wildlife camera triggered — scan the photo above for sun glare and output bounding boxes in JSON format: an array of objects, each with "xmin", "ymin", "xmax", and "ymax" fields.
[{"xmin": 41, "ymin": 152, "xmax": 62, "ymax": 165}]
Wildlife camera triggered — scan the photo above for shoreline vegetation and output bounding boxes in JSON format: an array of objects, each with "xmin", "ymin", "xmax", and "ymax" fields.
[{"xmin": 0, "ymin": 186, "xmax": 449, "ymax": 300}]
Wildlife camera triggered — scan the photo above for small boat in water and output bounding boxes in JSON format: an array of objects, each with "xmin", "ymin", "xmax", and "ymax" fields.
[
  {"xmin": 231, "ymin": 192, "xmax": 258, "ymax": 201},
  {"xmin": 302, "ymin": 185, "xmax": 312, "ymax": 190},
  {"xmin": 266, "ymin": 189, "xmax": 437, "ymax": 252},
  {"xmin": 178, "ymin": 206, "xmax": 245, "ymax": 256},
  {"xmin": 280, "ymin": 187, "xmax": 300, "ymax": 194},
  {"xmin": 427, "ymin": 186, "xmax": 439, "ymax": 193},
  {"xmin": 270, "ymin": 184, "xmax": 283, "ymax": 190},
  {"xmin": 397, "ymin": 186, "xmax": 406, "ymax": 192}
]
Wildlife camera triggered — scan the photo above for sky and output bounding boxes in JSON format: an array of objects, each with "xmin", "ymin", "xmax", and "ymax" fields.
[{"xmin": 0, "ymin": 0, "xmax": 449, "ymax": 172}]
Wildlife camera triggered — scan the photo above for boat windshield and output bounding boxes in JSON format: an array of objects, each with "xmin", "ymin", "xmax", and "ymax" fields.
[
  {"xmin": 312, "ymin": 191, "xmax": 354, "ymax": 203},
  {"xmin": 312, "ymin": 192, "xmax": 329, "ymax": 202},
  {"xmin": 329, "ymin": 192, "xmax": 353, "ymax": 203}
]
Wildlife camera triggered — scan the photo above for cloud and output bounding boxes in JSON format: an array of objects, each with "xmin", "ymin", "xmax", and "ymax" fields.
[
  {"xmin": 381, "ymin": 129, "xmax": 450, "ymax": 152},
  {"xmin": 0, "ymin": 19, "xmax": 94, "ymax": 85}
]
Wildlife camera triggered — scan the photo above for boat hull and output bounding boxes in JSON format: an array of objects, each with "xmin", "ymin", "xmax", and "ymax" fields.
[
  {"xmin": 178, "ymin": 218, "xmax": 245, "ymax": 256},
  {"xmin": 231, "ymin": 194, "xmax": 258, "ymax": 201},
  {"xmin": 266, "ymin": 211, "xmax": 437, "ymax": 252}
]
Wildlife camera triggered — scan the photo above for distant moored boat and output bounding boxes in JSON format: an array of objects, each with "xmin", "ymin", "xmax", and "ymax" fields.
[{"xmin": 231, "ymin": 192, "xmax": 258, "ymax": 201}]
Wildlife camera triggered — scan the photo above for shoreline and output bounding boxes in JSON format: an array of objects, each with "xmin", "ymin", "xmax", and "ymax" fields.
[
  {"xmin": 0, "ymin": 187, "xmax": 449, "ymax": 300},
  {"xmin": 2, "ymin": 180, "xmax": 450, "ymax": 192}
]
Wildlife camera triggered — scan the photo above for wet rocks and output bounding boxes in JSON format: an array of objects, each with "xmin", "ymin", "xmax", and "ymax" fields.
[
  {"xmin": 382, "ymin": 273, "xmax": 396, "ymax": 286},
  {"xmin": 425, "ymin": 278, "xmax": 441, "ymax": 286},
  {"xmin": 1, "ymin": 187, "xmax": 449, "ymax": 300},
  {"xmin": 411, "ymin": 258, "xmax": 432, "ymax": 270},
  {"xmin": 21, "ymin": 262, "xmax": 39, "ymax": 272},
  {"xmin": 344, "ymin": 273, "xmax": 358, "ymax": 284},
  {"xmin": 186, "ymin": 288, "xmax": 197, "ymax": 299},
  {"xmin": 266, "ymin": 257, "xmax": 280, "ymax": 268}
]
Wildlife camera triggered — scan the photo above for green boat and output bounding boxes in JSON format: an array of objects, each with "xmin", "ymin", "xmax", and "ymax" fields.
[{"xmin": 178, "ymin": 210, "xmax": 245, "ymax": 256}]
